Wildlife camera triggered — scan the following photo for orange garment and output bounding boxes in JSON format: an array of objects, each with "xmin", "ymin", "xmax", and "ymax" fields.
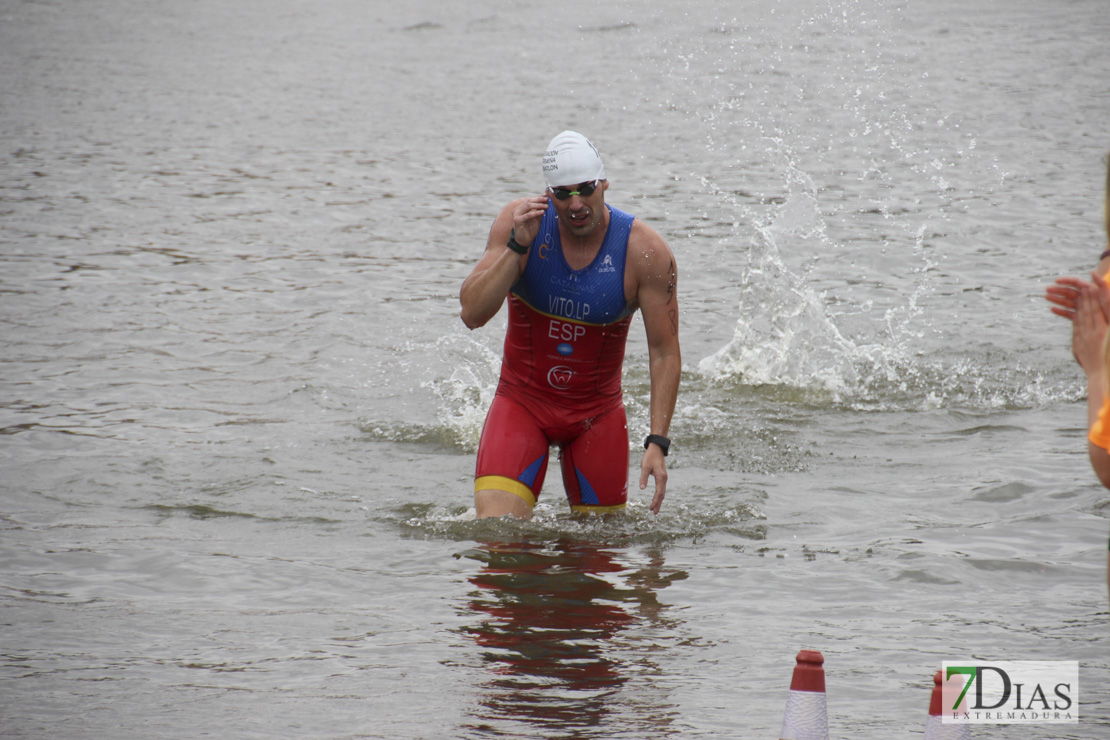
[{"xmin": 1089, "ymin": 396, "xmax": 1110, "ymax": 450}]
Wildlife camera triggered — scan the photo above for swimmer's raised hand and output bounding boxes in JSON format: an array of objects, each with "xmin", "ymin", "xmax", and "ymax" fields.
[{"xmin": 509, "ymin": 195, "xmax": 550, "ymax": 248}]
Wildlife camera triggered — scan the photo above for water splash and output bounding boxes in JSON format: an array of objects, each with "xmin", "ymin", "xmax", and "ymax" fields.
[
  {"xmin": 392, "ymin": 499, "xmax": 768, "ymax": 547},
  {"xmin": 424, "ymin": 333, "xmax": 501, "ymax": 451},
  {"xmin": 699, "ymin": 194, "xmax": 859, "ymax": 394},
  {"xmin": 697, "ymin": 162, "xmax": 936, "ymax": 399},
  {"xmin": 681, "ymin": 0, "xmax": 1071, "ymax": 412},
  {"xmin": 693, "ymin": 179, "xmax": 1065, "ymax": 412},
  {"xmin": 358, "ymin": 332, "xmax": 500, "ymax": 450}
]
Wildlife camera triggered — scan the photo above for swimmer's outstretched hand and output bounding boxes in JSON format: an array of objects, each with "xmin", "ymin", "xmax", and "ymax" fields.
[
  {"xmin": 509, "ymin": 195, "xmax": 550, "ymax": 248},
  {"xmin": 639, "ymin": 448, "xmax": 668, "ymax": 515}
]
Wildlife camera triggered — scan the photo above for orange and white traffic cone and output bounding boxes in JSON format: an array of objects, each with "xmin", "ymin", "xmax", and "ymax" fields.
[
  {"xmin": 925, "ymin": 670, "xmax": 970, "ymax": 739},
  {"xmin": 779, "ymin": 649, "xmax": 829, "ymax": 740}
]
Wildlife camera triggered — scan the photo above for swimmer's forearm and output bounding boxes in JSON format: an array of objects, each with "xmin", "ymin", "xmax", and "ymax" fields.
[
  {"xmin": 460, "ymin": 248, "xmax": 523, "ymax": 329},
  {"xmin": 647, "ymin": 349, "xmax": 681, "ymax": 437}
]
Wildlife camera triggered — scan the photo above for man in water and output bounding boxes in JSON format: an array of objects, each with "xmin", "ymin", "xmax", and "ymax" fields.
[{"xmin": 460, "ymin": 131, "xmax": 681, "ymax": 519}]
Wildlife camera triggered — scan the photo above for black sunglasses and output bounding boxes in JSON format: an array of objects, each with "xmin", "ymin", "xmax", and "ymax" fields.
[{"xmin": 548, "ymin": 180, "xmax": 601, "ymax": 200}]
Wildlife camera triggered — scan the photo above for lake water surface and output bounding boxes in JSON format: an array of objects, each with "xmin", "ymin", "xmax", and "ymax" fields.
[{"xmin": 2, "ymin": 0, "xmax": 1109, "ymax": 737}]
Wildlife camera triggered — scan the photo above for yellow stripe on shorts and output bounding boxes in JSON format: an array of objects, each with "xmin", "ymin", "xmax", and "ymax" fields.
[
  {"xmin": 475, "ymin": 476, "xmax": 536, "ymax": 507},
  {"xmin": 570, "ymin": 503, "xmax": 627, "ymax": 514}
]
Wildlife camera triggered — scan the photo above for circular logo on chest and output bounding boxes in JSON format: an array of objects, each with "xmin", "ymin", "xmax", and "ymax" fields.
[{"xmin": 547, "ymin": 365, "xmax": 574, "ymax": 390}]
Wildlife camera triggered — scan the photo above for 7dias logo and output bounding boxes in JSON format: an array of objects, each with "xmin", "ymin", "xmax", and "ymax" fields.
[{"xmin": 941, "ymin": 661, "xmax": 1078, "ymax": 724}]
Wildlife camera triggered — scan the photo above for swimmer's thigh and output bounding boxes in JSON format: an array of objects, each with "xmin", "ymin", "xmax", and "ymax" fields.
[
  {"xmin": 475, "ymin": 394, "xmax": 551, "ymax": 511},
  {"xmin": 560, "ymin": 404, "xmax": 629, "ymax": 513}
]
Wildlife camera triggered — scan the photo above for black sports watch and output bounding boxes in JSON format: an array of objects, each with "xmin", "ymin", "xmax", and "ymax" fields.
[
  {"xmin": 644, "ymin": 434, "xmax": 670, "ymax": 456},
  {"xmin": 507, "ymin": 228, "xmax": 529, "ymax": 255}
]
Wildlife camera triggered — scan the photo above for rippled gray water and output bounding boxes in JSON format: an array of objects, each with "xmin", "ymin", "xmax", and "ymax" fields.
[{"xmin": 2, "ymin": 0, "xmax": 1109, "ymax": 737}]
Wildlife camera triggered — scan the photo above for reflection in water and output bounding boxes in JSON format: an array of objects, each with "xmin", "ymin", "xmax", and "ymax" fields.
[{"xmin": 458, "ymin": 539, "xmax": 687, "ymax": 738}]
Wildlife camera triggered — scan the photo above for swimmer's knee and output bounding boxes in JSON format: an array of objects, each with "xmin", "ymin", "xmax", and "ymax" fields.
[{"xmin": 475, "ymin": 488, "xmax": 534, "ymax": 520}]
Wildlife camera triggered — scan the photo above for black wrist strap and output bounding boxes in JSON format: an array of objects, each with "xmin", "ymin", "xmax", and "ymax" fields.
[
  {"xmin": 644, "ymin": 434, "xmax": 670, "ymax": 456},
  {"xmin": 507, "ymin": 228, "xmax": 529, "ymax": 255}
]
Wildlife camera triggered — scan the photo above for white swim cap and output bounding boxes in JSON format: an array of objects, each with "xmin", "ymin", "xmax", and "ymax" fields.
[{"xmin": 542, "ymin": 131, "xmax": 606, "ymax": 188}]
